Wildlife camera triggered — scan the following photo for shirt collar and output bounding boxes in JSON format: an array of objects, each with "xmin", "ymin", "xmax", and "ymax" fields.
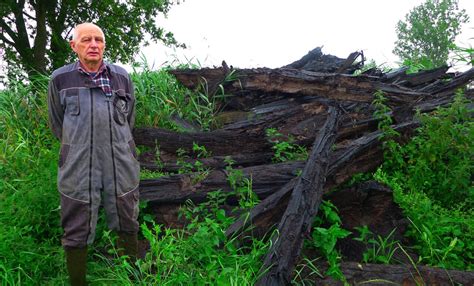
[{"xmin": 77, "ymin": 61, "xmax": 109, "ymax": 77}]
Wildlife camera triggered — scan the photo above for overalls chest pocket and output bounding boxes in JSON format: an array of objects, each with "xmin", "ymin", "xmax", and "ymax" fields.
[
  {"xmin": 62, "ymin": 89, "xmax": 80, "ymax": 116},
  {"xmin": 113, "ymin": 89, "xmax": 132, "ymax": 125}
]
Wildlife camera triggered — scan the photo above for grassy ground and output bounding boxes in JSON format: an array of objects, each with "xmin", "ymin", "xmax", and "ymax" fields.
[{"xmin": 0, "ymin": 67, "xmax": 472, "ymax": 285}]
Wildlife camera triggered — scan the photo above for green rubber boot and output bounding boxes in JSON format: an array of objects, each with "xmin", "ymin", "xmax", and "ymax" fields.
[
  {"xmin": 117, "ymin": 231, "xmax": 138, "ymax": 263},
  {"xmin": 65, "ymin": 246, "xmax": 87, "ymax": 286}
]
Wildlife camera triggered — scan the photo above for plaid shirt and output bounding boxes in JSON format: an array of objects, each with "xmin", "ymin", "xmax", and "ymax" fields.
[{"xmin": 78, "ymin": 62, "xmax": 113, "ymax": 97}]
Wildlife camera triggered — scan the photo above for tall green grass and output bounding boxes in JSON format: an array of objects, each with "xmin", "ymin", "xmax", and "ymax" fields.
[
  {"xmin": 0, "ymin": 67, "xmax": 268, "ymax": 284},
  {"xmin": 0, "ymin": 77, "xmax": 66, "ymax": 283},
  {"xmin": 132, "ymin": 60, "xmax": 225, "ymax": 131}
]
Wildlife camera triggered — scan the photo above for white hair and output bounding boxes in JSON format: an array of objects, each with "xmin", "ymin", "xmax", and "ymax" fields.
[{"xmin": 72, "ymin": 23, "xmax": 105, "ymax": 42}]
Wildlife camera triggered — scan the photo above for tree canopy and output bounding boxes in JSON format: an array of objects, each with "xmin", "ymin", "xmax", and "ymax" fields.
[
  {"xmin": 393, "ymin": 0, "xmax": 469, "ymax": 69},
  {"xmin": 0, "ymin": 0, "xmax": 183, "ymax": 80}
]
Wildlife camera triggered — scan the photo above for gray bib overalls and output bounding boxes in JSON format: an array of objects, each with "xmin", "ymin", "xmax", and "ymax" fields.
[{"xmin": 48, "ymin": 62, "xmax": 140, "ymax": 248}]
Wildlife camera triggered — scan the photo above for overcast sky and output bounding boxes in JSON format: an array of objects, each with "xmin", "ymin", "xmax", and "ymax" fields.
[{"xmin": 137, "ymin": 0, "xmax": 474, "ymax": 71}]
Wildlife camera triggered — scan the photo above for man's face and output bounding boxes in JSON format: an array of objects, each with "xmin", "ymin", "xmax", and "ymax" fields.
[{"xmin": 70, "ymin": 24, "xmax": 105, "ymax": 67}]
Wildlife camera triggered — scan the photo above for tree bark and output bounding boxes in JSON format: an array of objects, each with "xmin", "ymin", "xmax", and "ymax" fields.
[{"xmin": 32, "ymin": 1, "xmax": 48, "ymax": 75}]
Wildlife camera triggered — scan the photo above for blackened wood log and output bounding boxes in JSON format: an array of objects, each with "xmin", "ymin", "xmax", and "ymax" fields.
[
  {"xmin": 256, "ymin": 107, "xmax": 339, "ymax": 286},
  {"xmin": 225, "ymin": 179, "xmax": 297, "ymax": 239},
  {"xmin": 382, "ymin": 67, "xmax": 409, "ymax": 81},
  {"xmin": 134, "ymin": 85, "xmax": 462, "ymax": 158},
  {"xmin": 133, "ymin": 127, "xmax": 271, "ymax": 155},
  {"xmin": 382, "ymin": 66, "xmax": 449, "ymax": 88},
  {"xmin": 170, "ymin": 65, "xmax": 473, "ymax": 109},
  {"xmin": 133, "ymin": 100, "xmax": 330, "ymax": 154},
  {"xmin": 308, "ymin": 262, "xmax": 474, "ymax": 286},
  {"xmin": 134, "ymin": 104, "xmax": 372, "ymax": 157},
  {"xmin": 133, "ymin": 102, "xmax": 332, "ymax": 155},
  {"xmin": 171, "ymin": 67, "xmax": 432, "ymax": 106},
  {"xmin": 140, "ymin": 152, "xmax": 274, "ymax": 173},
  {"xmin": 139, "ymin": 161, "xmax": 305, "ymax": 204},
  {"xmin": 283, "ymin": 47, "xmax": 362, "ymax": 74},
  {"xmin": 431, "ymin": 67, "xmax": 474, "ymax": 96},
  {"xmin": 283, "ymin": 47, "xmax": 326, "ymax": 70},
  {"xmin": 402, "ymin": 65, "xmax": 450, "ymax": 87},
  {"xmin": 224, "ymin": 121, "xmax": 418, "ymax": 239},
  {"xmin": 139, "ymin": 121, "xmax": 418, "ymax": 206},
  {"xmin": 336, "ymin": 51, "xmax": 363, "ymax": 74},
  {"xmin": 325, "ymin": 181, "xmax": 411, "ymax": 263}
]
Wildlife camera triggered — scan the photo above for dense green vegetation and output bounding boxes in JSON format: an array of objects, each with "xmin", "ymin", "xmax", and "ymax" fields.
[
  {"xmin": 0, "ymin": 69, "xmax": 271, "ymax": 285},
  {"xmin": 1, "ymin": 63, "xmax": 472, "ymax": 284},
  {"xmin": 1, "ymin": 0, "xmax": 472, "ymax": 283},
  {"xmin": 374, "ymin": 91, "xmax": 473, "ymax": 270}
]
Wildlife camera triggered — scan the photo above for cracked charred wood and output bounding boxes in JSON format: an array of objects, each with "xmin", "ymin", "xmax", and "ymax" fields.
[
  {"xmin": 224, "ymin": 120, "xmax": 418, "ymax": 240},
  {"xmin": 171, "ymin": 67, "xmax": 433, "ymax": 106},
  {"xmin": 139, "ymin": 121, "xmax": 418, "ymax": 208},
  {"xmin": 401, "ymin": 65, "xmax": 451, "ymax": 87},
  {"xmin": 307, "ymin": 262, "xmax": 474, "ymax": 285},
  {"xmin": 382, "ymin": 65, "xmax": 450, "ymax": 88},
  {"xmin": 140, "ymin": 152, "xmax": 274, "ymax": 173},
  {"xmin": 133, "ymin": 127, "xmax": 271, "ymax": 155},
  {"xmin": 133, "ymin": 102, "xmax": 332, "ymax": 156},
  {"xmin": 282, "ymin": 47, "xmax": 363, "ymax": 74},
  {"xmin": 325, "ymin": 181, "xmax": 411, "ymax": 263},
  {"xmin": 134, "ymin": 83, "xmax": 466, "ymax": 159},
  {"xmin": 256, "ymin": 107, "xmax": 339, "ymax": 286},
  {"xmin": 336, "ymin": 51, "xmax": 364, "ymax": 74},
  {"xmin": 133, "ymin": 100, "xmax": 330, "ymax": 155},
  {"xmin": 133, "ymin": 103, "xmax": 372, "ymax": 158},
  {"xmin": 139, "ymin": 161, "xmax": 304, "ymax": 204},
  {"xmin": 170, "ymin": 64, "xmax": 473, "ymax": 110},
  {"xmin": 225, "ymin": 178, "xmax": 297, "ymax": 239},
  {"xmin": 431, "ymin": 67, "xmax": 474, "ymax": 96}
]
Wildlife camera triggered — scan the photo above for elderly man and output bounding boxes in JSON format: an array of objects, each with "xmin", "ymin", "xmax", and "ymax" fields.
[{"xmin": 48, "ymin": 23, "xmax": 140, "ymax": 285}]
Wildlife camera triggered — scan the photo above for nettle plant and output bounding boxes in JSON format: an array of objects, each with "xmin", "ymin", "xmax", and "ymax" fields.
[
  {"xmin": 224, "ymin": 156, "xmax": 259, "ymax": 210},
  {"xmin": 176, "ymin": 143, "xmax": 211, "ymax": 184},
  {"xmin": 265, "ymin": 128, "xmax": 308, "ymax": 162},
  {"xmin": 306, "ymin": 200, "xmax": 351, "ymax": 282}
]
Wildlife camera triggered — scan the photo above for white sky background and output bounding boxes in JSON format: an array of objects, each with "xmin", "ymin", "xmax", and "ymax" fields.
[{"xmin": 137, "ymin": 0, "xmax": 474, "ymax": 71}]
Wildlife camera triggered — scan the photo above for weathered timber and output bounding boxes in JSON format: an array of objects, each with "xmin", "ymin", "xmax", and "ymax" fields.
[
  {"xmin": 325, "ymin": 181, "xmax": 410, "ymax": 263},
  {"xmin": 139, "ymin": 121, "xmax": 417, "ymax": 208},
  {"xmin": 336, "ymin": 51, "xmax": 363, "ymax": 74},
  {"xmin": 382, "ymin": 66, "xmax": 409, "ymax": 82},
  {"xmin": 170, "ymin": 64, "xmax": 474, "ymax": 112},
  {"xmin": 431, "ymin": 66, "xmax": 474, "ymax": 96},
  {"xmin": 134, "ymin": 83, "xmax": 464, "ymax": 159},
  {"xmin": 283, "ymin": 47, "xmax": 363, "ymax": 74},
  {"xmin": 133, "ymin": 104, "xmax": 378, "ymax": 158},
  {"xmin": 224, "ymin": 121, "xmax": 417, "ymax": 239},
  {"xmin": 139, "ymin": 161, "xmax": 304, "ymax": 204},
  {"xmin": 171, "ymin": 67, "xmax": 433, "ymax": 106},
  {"xmin": 256, "ymin": 107, "xmax": 339, "ymax": 286},
  {"xmin": 382, "ymin": 65, "xmax": 450, "ymax": 87},
  {"xmin": 307, "ymin": 262, "xmax": 474, "ymax": 285},
  {"xmin": 133, "ymin": 127, "xmax": 271, "ymax": 154},
  {"xmin": 225, "ymin": 179, "xmax": 297, "ymax": 239},
  {"xmin": 140, "ymin": 152, "xmax": 274, "ymax": 173}
]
